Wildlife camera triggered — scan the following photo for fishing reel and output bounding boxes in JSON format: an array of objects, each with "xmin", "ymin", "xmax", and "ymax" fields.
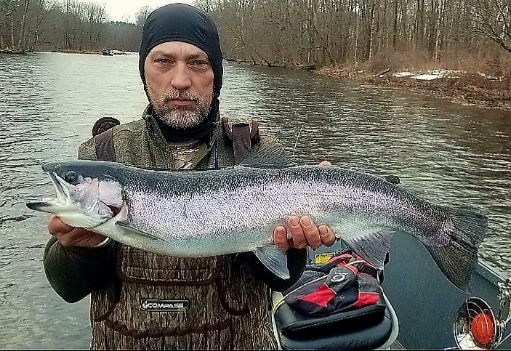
[{"xmin": 453, "ymin": 278, "xmax": 511, "ymax": 349}]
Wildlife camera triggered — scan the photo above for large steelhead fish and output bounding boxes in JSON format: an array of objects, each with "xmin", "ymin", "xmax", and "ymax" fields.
[{"xmin": 26, "ymin": 160, "xmax": 487, "ymax": 290}]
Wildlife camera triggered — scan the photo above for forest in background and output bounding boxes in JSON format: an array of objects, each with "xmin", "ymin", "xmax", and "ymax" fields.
[
  {"xmin": 0, "ymin": 0, "xmax": 152, "ymax": 52},
  {"xmin": 196, "ymin": 0, "xmax": 511, "ymax": 110},
  {"xmin": 196, "ymin": 0, "xmax": 511, "ymax": 75},
  {"xmin": 1, "ymin": 0, "xmax": 510, "ymax": 78}
]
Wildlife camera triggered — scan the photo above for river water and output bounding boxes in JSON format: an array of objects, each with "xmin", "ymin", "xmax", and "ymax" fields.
[{"xmin": 0, "ymin": 52, "xmax": 509, "ymax": 349}]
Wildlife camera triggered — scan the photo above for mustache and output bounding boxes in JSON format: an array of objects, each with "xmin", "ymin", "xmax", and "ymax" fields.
[{"xmin": 162, "ymin": 91, "xmax": 201, "ymax": 104}]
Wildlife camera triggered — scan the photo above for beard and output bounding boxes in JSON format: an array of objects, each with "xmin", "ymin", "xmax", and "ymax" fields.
[{"xmin": 147, "ymin": 83, "xmax": 212, "ymax": 130}]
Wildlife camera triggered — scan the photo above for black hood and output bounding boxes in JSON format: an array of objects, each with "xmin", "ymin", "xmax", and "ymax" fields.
[{"xmin": 139, "ymin": 3, "xmax": 223, "ymax": 97}]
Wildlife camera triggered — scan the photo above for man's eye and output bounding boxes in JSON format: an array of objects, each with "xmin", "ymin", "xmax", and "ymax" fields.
[
  {"xmin": 190, "ymin": 60, "xmax": 210, "ymax": 68},
  {"xmin": 155, "ymin": 59, "xmax": 172, "ymax": 64}
]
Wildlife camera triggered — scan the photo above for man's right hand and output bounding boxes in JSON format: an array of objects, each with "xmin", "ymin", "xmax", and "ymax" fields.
[{"xmin": 48, "ymin": 215, "xmax": 107, "ymax": 247}]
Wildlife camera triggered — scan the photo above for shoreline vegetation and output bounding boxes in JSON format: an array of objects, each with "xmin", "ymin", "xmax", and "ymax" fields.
[
  {"xmin": 2, "ymin": 48, "xmax": 508, "ymax": 112},
  {"xmin": 226, "ymin": 56, "xmax": 511, "ymax": 112},
  {"xmin": 2, "ymin": 1, "xmax": 510, "ymax": 112},
  {"xmin": 318, "ymin": 65, "xmax": 511, "ymax": 112}
]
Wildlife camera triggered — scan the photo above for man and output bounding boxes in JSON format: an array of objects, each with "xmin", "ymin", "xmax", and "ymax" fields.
[{"xmin": 43, "ymin": 4, "xmax": 336, "ymax": 349}]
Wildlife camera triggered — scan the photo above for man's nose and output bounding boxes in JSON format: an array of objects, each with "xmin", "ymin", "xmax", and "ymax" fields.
[{"xmin": 170, "ymin": 62, "xmax": 192, "ymax": 90}]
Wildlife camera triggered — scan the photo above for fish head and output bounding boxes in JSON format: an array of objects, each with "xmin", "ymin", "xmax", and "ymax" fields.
[{"xmin": 26, "ymin": 161, "xmax": 124, "ymax": 229}]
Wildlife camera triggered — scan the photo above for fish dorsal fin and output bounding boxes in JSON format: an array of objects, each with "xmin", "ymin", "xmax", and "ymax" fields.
[
  {"xmin": 381, "ymin": 174, "xmax": 401, "ymax": 184},
  {"xmin": 254, "ymin": 246, "xmax": 290, "ymax": 279},
  {"xmin": 239, "ymin": 142, "xmax": 297, "ymax": 169}
]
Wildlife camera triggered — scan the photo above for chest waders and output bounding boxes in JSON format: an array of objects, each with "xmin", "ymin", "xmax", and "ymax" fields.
[{"xmin": 87, "ymin": 117, "xmax": 277, "ymax": 350}]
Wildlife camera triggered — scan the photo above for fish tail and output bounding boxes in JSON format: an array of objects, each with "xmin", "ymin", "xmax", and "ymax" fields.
[{"xmin": 426, "ymin": 207, "xmax": 488, "ymax": 291}]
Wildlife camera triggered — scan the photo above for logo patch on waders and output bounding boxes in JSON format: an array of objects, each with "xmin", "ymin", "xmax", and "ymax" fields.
[{"xmin": 140, "ymin": 299, "xmax": 190, "ymax": 312}]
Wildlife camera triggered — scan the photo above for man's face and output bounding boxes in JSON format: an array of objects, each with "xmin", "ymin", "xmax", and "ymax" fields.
[{"xmin": 144, "ymin": 41, "xmax": 214, "ymax": 129}]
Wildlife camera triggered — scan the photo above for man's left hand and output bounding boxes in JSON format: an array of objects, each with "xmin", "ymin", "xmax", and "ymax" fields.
[
  {"xmin": 273, "ymin": 216, "xmax": 336, "ymax": 251},
  {"xmin": 273, "ymin": 160, "xmax": 336, "ymax": 252}
]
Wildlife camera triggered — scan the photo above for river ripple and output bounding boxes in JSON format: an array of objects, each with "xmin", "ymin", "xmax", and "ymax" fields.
[{"xmin": 0, "ymin": 53, "xmax": 509, "ymax": 349}]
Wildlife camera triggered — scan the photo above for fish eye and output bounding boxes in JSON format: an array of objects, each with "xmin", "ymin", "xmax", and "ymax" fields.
[{"xmin": 64, "ymin": 171, "xmax": 79, "ymax": 184}]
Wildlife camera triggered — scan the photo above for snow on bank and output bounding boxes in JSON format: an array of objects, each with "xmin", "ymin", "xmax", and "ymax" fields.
[
  {"xmin": 393, "ymin": 69, "xmax": 463, "ymax": 80},
  {"xmin": 392, "ymin": 69, "xmax": 503, "ymax": 81},
  {"xmin": 393, "ymin": 72, "xmax": 414, "ymax": 78}
]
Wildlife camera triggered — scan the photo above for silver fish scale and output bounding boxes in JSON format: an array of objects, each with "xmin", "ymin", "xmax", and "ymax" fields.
[
  {"xmin": 120, "ymin": 166, "xmax": 450, "ymax": 256},
  {"xmin": 29, "ymin": 160, "xmax": 487, "ymax": 290}
]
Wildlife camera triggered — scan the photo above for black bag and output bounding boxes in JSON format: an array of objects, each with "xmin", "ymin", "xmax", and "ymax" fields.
[{"xmin": 273, "ymin": 251, "xmax": 391, "ymax": 346}]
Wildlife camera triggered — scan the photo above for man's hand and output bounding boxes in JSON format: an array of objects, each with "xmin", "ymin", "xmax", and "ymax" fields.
[
  {"xmin": 273, "ymin": 216, "xmax": 336, "ymax": 251},
  {"xmin": 273, "ymin": 160, "xmax": 336, "ymax": 251},
  {"xmin": 48, "ymin": 215, "xmax": 107, "ymax": 247}
]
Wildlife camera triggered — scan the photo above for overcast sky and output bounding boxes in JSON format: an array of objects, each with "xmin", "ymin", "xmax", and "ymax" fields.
[{"xmin": 103, "ymin": 0, "xmax": 194, "ymax": 23}]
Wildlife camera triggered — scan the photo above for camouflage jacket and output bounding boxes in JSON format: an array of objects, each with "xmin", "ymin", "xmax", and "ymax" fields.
[{"xmin": 43, "ymin": 110, "xmax": 306, "ymax": 350}]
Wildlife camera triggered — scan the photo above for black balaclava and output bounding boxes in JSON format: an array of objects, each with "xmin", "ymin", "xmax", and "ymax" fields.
[{"xmin": 139, "ymin": 3, "xmax": 223, "ymax": 143}]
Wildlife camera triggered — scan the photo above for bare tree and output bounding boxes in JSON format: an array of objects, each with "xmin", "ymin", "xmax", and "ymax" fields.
[
  {"xmin": 83, "ymin": 1, "xmax": 105, "ymax": 49},
  {"xmin": 0, "ymin": 0, "xmax": 507, "ymax": 68},
  {"xmin": 15, "ymin": 0, "xmax": 30, "ymax": 51},
  {"xmin": 134, "ymin": 5, "xmax": 152, "ymax": 27},
  {"xmin": 469, "ymin": 0, "xmax": 511, "ymax": 53}
]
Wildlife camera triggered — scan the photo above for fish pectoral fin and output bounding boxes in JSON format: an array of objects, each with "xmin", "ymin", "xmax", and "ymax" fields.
[
  {"xmin": 334, "ymin": 225, "xmax": 395, "ymax": 270},
  {"xmin": 115, "ymin": 222, "xmax": 161, "ymax": 241},
  {"xmin": 254, "ymin": 246, "xmax": 290, "ymax": 280}
]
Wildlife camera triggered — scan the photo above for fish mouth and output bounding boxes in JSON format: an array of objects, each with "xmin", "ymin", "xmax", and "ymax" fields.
[
  {"xmin": 26, "ymin": 171, "xmax": 74, "ymax": 213},
  {"xmin": 26, "ymin": 166, "xmax": 123, "ymax": 230},
  {"xmin": 50, "ymin": 171, "xmax": 74, "ymax": 202},
  {"xmin": 26, "ymin": 201, "xmax": 53, "ymax": 211}
]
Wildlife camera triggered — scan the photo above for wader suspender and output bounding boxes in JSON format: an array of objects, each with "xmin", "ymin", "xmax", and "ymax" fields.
[
  {"xmin": 92, "ymin": 117, "xmax": 261, "ymax": 164},
  {"xmin": 94, "ymin": 128, "xmax": 116, "ymax": 161},
  {"xmin": 221, "ymin": 117, "xmax": 260, "ymax": 165},
  {"xmin": 92, "ymin": 116, "xmax": 120, "ymax": 161}
]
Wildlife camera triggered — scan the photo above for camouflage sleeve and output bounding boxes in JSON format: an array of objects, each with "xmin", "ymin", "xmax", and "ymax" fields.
[
  {"xmin": 77, "ymin": 137, "xmax": 97, "ymax": 161},
  {"xmin": 42, "ymin": 138, "xmax": 117, "ymax": 302},
  {"xmin": 43, "ymin": 237, "xmax": 116, "ymax": 302},
  {"xmin": 242, "ymin": 249, "xmax": 307, "ymax": 292}
]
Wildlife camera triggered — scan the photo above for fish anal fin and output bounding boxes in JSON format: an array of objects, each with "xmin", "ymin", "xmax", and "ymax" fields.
[{"xmin": 254, "ymin": 246, "xmax": 290, "ymax": 280}]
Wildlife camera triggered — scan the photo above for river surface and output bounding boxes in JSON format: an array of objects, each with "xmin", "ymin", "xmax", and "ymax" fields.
[{"xmin": 0, "ymin": 52, "xmax": 510, "ymax": 349}]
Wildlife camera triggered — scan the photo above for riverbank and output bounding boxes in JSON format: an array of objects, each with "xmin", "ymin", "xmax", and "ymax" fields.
[
  {"xmin": 0, "ymin": 49, "xmax": 101, "ymax": 55},
  {"xmin": 226, "ymin": 56, "xmax": 511, "ymax": 112},
  {"xmin": 317, "ymin": 66, "xmax": 511, "ymax": 112},
  {"xmin": 0, "ymin": 49, "xmax": 28, "ymax": 54},
  {"xmin": 0, "ymin": 49, "xmax": 131, "ymax": 55}
]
